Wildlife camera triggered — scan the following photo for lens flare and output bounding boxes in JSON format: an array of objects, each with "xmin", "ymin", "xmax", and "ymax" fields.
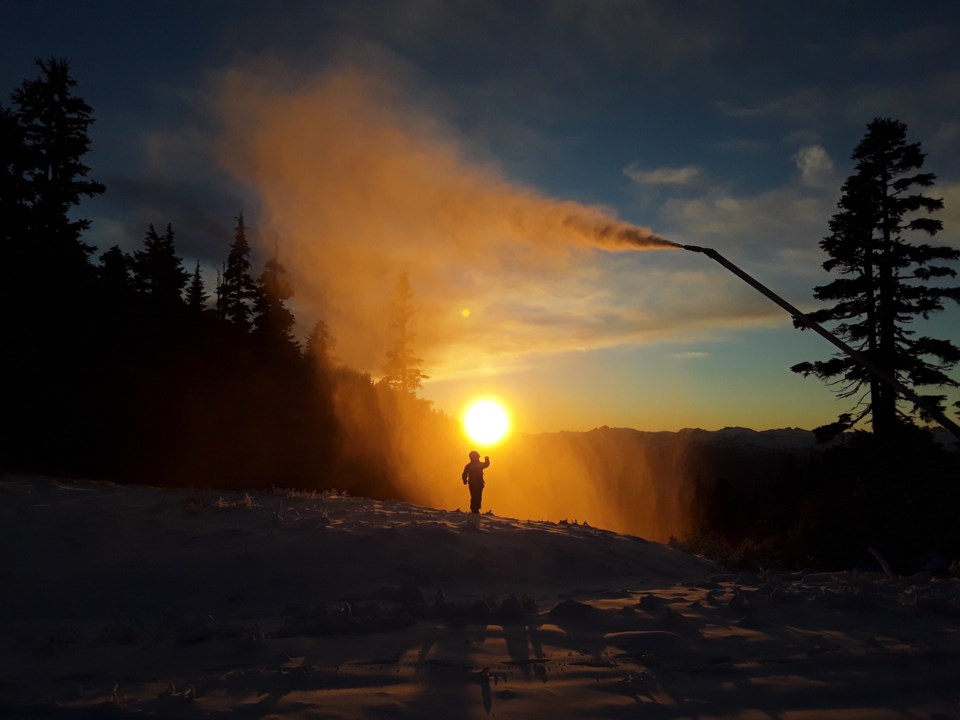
[{"xmin": 463, "ymin": 399, "xmax": 510, "ymax": 446}]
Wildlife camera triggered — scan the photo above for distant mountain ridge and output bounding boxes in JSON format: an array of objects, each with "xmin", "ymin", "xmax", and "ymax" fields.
[
  {"xmin": 513, "ymin": 423, "xmax": 958, "ymax": 540},
  {"xmin": 586, "ymin": 424, "xmax": 959, "ymax": 454}
]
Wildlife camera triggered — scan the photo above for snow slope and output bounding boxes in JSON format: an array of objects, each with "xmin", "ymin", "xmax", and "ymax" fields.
[{"xmin": 2, "ymin": 475, "xmax": 959, "ymax": 719}]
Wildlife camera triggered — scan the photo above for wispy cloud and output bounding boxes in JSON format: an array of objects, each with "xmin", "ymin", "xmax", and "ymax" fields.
[
  {"xmin": 659, "ymin": 187, "xmax": 832, "ymax": 251},
  {"xmin": 653, "ymin": 141, "xmax": 841, "ymax": 259},
  {"xmin": 624, "ymin": 164, "xmax": 703, "ymax": 186}
]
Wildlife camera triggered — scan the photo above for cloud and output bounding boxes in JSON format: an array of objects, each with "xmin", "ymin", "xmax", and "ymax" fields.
[
  {"xmin": 659, "ymin": 187, "xmax": 832, "ymax": 252},
  {"xmin": 651, "ymin": 141, "xmax": 843, "ymax": 261},
  {"xmin": 793, "ymin": 145, "xmax": 835, "ymax": 188},
  {"xmin": 624, "ymin": 164, "xmax": 703, "ymax": 186}
]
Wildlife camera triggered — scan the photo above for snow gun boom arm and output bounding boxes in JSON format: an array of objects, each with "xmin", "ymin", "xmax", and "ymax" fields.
[{"xmin": 682, "ymin": 244, "xmax": 960, "ymax": 442}]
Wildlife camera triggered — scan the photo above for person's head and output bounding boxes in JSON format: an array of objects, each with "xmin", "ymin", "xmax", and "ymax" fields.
[{"xmin": 469, "ymin": 450, "xmax": 480, "ymax": 461}]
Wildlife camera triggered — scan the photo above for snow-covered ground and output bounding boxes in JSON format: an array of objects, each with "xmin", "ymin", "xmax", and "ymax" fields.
[{"xmin": 2, "ymin": 475, "xmax": 959, "ymax": 718}]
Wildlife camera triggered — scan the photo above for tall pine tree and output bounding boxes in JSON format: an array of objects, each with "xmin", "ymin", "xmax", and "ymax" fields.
[
  {"xmin": 3, "ymin": 59, "xmax": 105, "ymax": 474},
  {"xmin": 12, "ymin": 58, "xmax": 105, "ymax": 270},
  {"xmin": 217, "ymin": 212, "xmax": 258, "ymax": 333},
  {"xmin": 306, "ymin": 319, "xmax": 337, "ymax": 373},
  {"xmin": 185, "ymin": 260, "xmax": 209, "ymax": 311},
  {"xmin": 382, "ymin": 273, "xmax": 428, "ymax": 394},
  {"xmin": 0, "ymin": 104, "xmax": 30, "ymax": 245},
  {"xmin": 97, "ymin": 245, "xmax": 134, "ymax": 300},
  {"xmin": 132, "ymin": 223, "xmax": 189, "ymax": 308},
  {"xmin": 253, "ymin": 256, "xmax": 297, "ymax": 354},
  {"xmin": 792, "ymin": 118, "xmax": 960, "ymax": 441}
]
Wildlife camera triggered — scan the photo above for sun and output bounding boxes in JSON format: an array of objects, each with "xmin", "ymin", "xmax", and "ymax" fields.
[{"xmin": 462, "ymin": 398, "xmax": 511, "ymax": 446}]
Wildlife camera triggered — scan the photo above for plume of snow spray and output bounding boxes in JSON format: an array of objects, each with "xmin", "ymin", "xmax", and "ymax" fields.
[
  {"xmin": 215, "ymin": 66, "xmax": 683, "ymax": 540},
  {"xmin": 564, "ymin": 216, "xmax": 680, "ymax": 251},
  {"xmin": 216, "ymin": 68, "xmax": 678, "ymax": 376}
]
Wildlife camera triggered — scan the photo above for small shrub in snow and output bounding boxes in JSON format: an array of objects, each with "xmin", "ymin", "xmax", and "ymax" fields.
[
  {"xmin": 274, "ymin": 486, "xmax": 347, "ymax": 499},
  {"xmin": 213, "ymin": 492, "xmax": 259, "ymax": 509},
  {"xmin": 669, "ymin": 531, "xmax": 792, "ymax": 572}
]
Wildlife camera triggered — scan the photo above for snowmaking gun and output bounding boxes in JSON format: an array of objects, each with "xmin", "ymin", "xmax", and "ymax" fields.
[{"xmin": 681, "ymin": 244, "xmax": 960, "ymax": 443}]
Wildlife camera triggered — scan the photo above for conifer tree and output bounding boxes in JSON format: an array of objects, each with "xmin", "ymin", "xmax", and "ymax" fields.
[
  {"xmin": 2, "ymin": 59, "xmax": 105, "ymax": 474},
  {"xmin": 185, "ymin": 260, "xmax": 209, "ymax": 311},
  {"xmin": 217, "ymin": 213, "xmax": 258, "ymax": 332},
  {"xmin": 382, "ymin": 272, "xmax": 428, "ymax": 394},
  {"xmin": 0, "ymin": 104, "xmax": 29, "ymax": 245},
  {"xmin": 11, "ymin": 57, "xmax": 105, "ymax": 267},
  {"xmin": 132, "ymin": 223, "xmax": 189, "ymax": 308},
  {"xmin": 792, "ymin": 118, "xmax": 960, "ymax": 440},
  {"xmin": 306, "ymin": 319, "xmax": 337, "ymax": 372},
  {"xmin": 97, "ymin": 245, "xmax": 134, "ymax": 300},
  {"xmin": 94, "ymin": 245, "xmax": 137, "ymax": 360},
  {"xmin": 253, "ymin": 256, "xmax": 297, "ymax": 352}
]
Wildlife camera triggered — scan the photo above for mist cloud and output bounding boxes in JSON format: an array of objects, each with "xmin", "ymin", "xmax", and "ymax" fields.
[{"xmin": 217, "ymin": 67, "xmax": 675, "ymax": 379}]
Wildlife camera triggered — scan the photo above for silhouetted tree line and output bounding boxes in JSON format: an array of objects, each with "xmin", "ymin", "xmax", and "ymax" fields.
[
  {"xmin": 677, "ymin": 428, "xmax": 959, "ymax": 573},
  {"xmin": 0, "ymin": 58, "xmax": 437, "ymax": 496}
]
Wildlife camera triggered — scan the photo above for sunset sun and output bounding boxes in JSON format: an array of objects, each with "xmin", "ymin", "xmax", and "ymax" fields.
[{"xmin": 463, "ymin": 399, "xmax": 511, "ymax": 446}]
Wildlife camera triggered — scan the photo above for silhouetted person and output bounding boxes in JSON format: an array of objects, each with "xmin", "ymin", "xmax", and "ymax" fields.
[{"xmin": 462, "ymin": 450, "xmax": 490, "ymax": 514}]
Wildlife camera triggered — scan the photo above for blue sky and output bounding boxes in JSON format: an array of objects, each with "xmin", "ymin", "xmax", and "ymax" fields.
[{"xmin": 4, "ymin": 1, "xmax": 959, "ymax": 433}]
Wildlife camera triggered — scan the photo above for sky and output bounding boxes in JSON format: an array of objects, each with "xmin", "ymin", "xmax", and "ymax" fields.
[{"xmin": 3, "ymin": 0, "xmax": 960, "ymax": 435}]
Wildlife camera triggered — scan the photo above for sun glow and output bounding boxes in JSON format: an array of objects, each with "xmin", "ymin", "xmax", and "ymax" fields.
[{"xmin": 463, "ymin": 398, "xmax": 511, "ymax": 446}]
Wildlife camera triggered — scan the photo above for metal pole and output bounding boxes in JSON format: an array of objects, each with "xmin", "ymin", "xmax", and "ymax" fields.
[{"xmin": 683, "ymin": 244, "xmax": 960, "ymax": 442}]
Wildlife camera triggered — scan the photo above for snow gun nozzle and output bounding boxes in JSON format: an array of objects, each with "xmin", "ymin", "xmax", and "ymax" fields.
[{"xmin": 682, "ymin": 244, "xmax": 722, "ymax": 260}]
